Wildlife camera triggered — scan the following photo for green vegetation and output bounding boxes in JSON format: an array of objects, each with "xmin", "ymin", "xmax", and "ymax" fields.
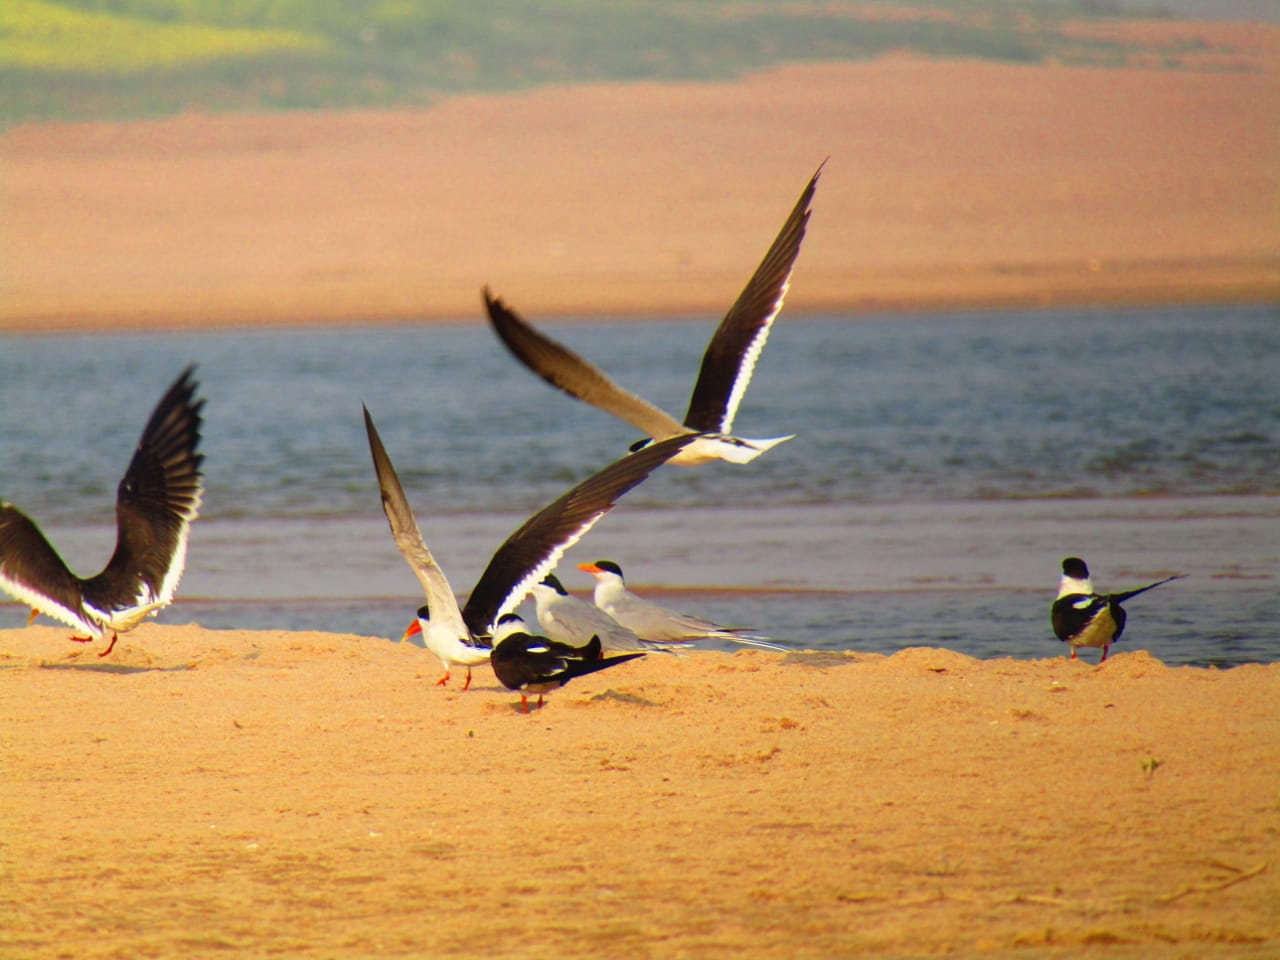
[
  {"xmin": 0, "ymin": 1, "xmax": 325, "ymax": 72},
  {"xmin": 0, "ymin": 0, "xmax": 1204, "ymax": 124}
]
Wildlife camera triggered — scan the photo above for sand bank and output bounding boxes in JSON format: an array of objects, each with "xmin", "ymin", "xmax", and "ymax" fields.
[
  {"xmin": 3, "ymin": 45, "xmax": 1278, "ymax": 333},
  {"xmin": 2, "ymin": 623, "xmax": 1276, "ymax": 958}
]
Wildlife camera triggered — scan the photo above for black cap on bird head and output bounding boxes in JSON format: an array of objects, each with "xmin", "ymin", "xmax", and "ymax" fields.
[
  {"xmin": 541, "ymin": 574, "xmax": 568, "ymax": 595},
  {"xmin": 1061, "ymin": 558, "xmax": 1090, "ymax": 580}
]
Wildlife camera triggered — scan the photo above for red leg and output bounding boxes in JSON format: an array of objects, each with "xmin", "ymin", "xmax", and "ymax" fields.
[
  {"xmin": 1100, "ymin": 645, "xmax": 1109, "ymax": 663},
  {"xmin": 435, "ymin": 669, "xmax": 450, "ymax": 687},
  {"xmin": 520, "ymin": 695, "xmax": 530, "ymax": 714},
  {"xmin": 1070, "ymin": 648, "xmax": 1077, "ymax": 660},
  {"xmin": 536, "ymin": 694, "xmax": 545, "ymax": 710},
  {"xmin": 461, "ymin": 668, "xmax": 472, "ymax": 692},
  {"xmin": 97, "ymin": 633, "xmax": 119, "ymax": 657},
  {"xmin": 70, "ymin": 635, "xmax": 94, "ymax": 644}
]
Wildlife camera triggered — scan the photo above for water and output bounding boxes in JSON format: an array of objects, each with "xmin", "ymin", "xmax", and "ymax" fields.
[{"xmin": 2, "ymin": 303, "xmax": 1277, "ymax": 666}]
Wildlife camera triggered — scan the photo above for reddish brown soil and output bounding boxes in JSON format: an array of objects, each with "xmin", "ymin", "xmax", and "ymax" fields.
[{"xmin": 2, "ymin": 41, "xmax": 1277, "ymax": 332}]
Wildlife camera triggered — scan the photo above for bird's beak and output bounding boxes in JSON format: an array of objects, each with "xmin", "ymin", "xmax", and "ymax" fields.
[
  {"xmin": 401, "ymin": 620, "xmax": 423, "ymax": 643},
  {"xmin": 577, "ymin": 562, "xmax": 600, "ymax": 574},
  {"xmin": 26, "ymin": 608, "xmax": 39, "ymax": 626}
]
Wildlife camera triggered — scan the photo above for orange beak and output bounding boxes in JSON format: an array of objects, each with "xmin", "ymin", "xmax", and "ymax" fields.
[
  {"xmin": 401, "ymin": 620, "xmax": 423, "ymax": 643},
  {"xmin": 577, "ymin": 562, "xmax": 601, "ymax": 574}
]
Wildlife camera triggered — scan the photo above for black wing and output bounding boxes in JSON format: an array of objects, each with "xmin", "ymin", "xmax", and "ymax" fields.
[
  {"xmin": 460, "ymin": 434, "xmax": 693, "ymax": 637},
  {"xmin": 684, "ymin": 163, "xmax": 821, "ymax": 433},
  {"xmin": 83, "ymin": 366, "xmax": 204, "ymax": 616},
  {"xmin": 0, "ymin": 503, "xmax": 91, "ymax": 632},
  {"xmin": 484, "ymin": 287, "xmax": 687, "ymax": 440}
]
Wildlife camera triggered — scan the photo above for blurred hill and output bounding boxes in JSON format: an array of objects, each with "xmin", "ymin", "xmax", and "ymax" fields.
[{"xmin": 2, "ymin": 0, "xmax": 1273, "ymax": 124}]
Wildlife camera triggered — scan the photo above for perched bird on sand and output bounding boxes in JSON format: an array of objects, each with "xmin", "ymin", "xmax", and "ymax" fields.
[
  {"xmin": 489, "ymin": 613, "xmax": 645, "ymax": 713},
  {"xmin": 1050, "ymin": 556, "xmax": 1184, "ymax": 663},
  {"xmin": 529, "ymin": 573, "xmax": 668, "ymax": 653},
  {"xmin": 483, "ymin": 163, "xmax": 822, "ymax": 466},
  {"xmin": 363, "ymin": 406, "xmax": 691, "ymax": 688},
  {"xmin": 577, "ymin": 559, "xmax": 784, "ymax": 650},
  {"xmin": 0, "ymin": 366, "xmax": 204, "ymax": 656},
  {"xmin": 401, "ymin": 602, "xmax": 494, "ymax": 691}
]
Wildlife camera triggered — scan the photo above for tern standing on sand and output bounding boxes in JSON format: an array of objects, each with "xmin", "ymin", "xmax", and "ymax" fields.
[
  {"xmin": 1050, "ymin": 556, "xmax": 1184, "ymax": 663},
  {"xmin": 363, "ymin": 407, "xmax": 692, "ymax": 688}
]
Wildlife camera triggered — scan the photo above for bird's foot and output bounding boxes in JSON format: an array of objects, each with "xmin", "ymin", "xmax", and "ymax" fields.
[
  {"xmin": 435, "ymin": 672, "xmax": 450, "ymax": 687},
  {"xmin": 461, "ymin": 669, "xmax": 472, "ymax": 692},
  {"xmin": 97, "ymin": 633, "xmax": 119, "ymax": 657}
]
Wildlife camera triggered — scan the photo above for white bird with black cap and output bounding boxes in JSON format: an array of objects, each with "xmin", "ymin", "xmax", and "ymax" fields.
[{"xmin": 363, "ymin": 406, "xmax": 692, "ymax": 689}]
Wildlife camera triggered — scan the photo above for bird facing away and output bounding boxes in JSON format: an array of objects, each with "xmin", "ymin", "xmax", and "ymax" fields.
[
  {"xmin": 577, "ymin": 559, "xmax": 785, "ymax": 650},
  {"xmin": 363, "ymin": 406, "xmax": 692, "ymax": 687},
  {"xmin": 482, "ymin": 162, "xmax": 822, "ymax": 466},
  {"xmin": 529, "ymin": 572, "xmax": 671, "ymax": 653},
  {"xmin": 0, "ymin": 366, "xmax": 204, "ymax": 657},
  {"xmin": 489, "ymin": 613, "xmax": 645, "ymax": 713},
  {"xmin": 1050, "ymin": 556, "xmax": 1184, "ymax": 663}
]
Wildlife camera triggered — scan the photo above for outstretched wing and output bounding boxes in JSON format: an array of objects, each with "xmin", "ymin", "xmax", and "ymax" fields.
[
  {"xmin": 363, "ymin": 405, "xmax": 470, "ymax": 640},
  {"xmin": 84, "ymin": 365, "xmax": 205, "ymax": 617},
  {"xmin": 461, "ymin": 434, "xmax": 694, "ymax": 637},
  {"xmin": 684, "ymin": 163, "xmax": 822, "ymax": 434},
  {"xmin": 0, "ymin": 503, "xmax": 96, "ymax": 635},
  {"xmin": 484, "ymin": 287, "xmax": 688, "ymax": 441}
]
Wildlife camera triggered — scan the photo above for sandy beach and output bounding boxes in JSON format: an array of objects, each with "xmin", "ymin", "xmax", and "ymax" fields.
[
  {"xmin": 1, "ymin": 624, "xmax": 1276, "ymax": 958},
  {"xmin": 3, "ymin": 29, "xmax": 1278, "ymax": 332}
]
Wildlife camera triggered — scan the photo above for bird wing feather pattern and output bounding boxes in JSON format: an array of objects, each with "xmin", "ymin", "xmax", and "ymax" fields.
[
  {"xmin": 683, "ymin": 163, "xmax": 822, "ymax": 434},
  {"xmin": 88, "ymin": 366, "xmax": 205, "ymax": 615},
  {"xmin": 0, "ymin": 505, "xmax": 96, "ymax": 634},
  {"xmin": 363, "ymin": 405, "xmax": 471, "ymax": 642},
  {"xmin": 484, "ymin": 287, "xmax": 688, "ymax": 440},
  {"xmin": 461, "ymin": 434, "xmax": 694, "ymax": 637}
]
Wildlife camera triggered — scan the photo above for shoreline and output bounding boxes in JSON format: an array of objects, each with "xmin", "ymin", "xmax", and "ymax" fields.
[{"xmin": 2, "ymin": 257, "xmax": 1276, "ymax": 334}]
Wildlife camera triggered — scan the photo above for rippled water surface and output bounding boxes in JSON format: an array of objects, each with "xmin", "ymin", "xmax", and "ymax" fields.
[{"xmin": 2, "ymin": 304, "xmax": 1277, "ymax": 665}]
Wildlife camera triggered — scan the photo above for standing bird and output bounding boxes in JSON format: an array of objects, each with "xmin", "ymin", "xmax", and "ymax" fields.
[
  {"xmin": 363, "ymin": 407, "xmax": 691, "ymax": 688},
  {"xmin": 0, "ymin": 366, "xmax": 204, "ymax": 656},
  {"xmin": 1050, "ymin": 557, "xmax": 1184, "ymax": 663},
  {"xmin": 577, "ymin": 559, "xmax": 784, "ymax": 650},
  {"xmin": 489, "ymin": 613, "xmax": 644, "ymax": 713},
  {"xmin": 482, "ymin": 163, "xmax": 822, "ymax": 466},
  {"xmin": 401, "ymin": 603, "xmax": 494, "ymax": 691},
  {"xmin": 529, "ymin": 573, "xmax": 669, "ymax": 653}
]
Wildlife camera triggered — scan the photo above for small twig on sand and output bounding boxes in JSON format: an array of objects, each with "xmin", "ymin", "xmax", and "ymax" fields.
[{"xmin": 1156, "ymin": 862, "xmax": 1268, "ymax": 904}]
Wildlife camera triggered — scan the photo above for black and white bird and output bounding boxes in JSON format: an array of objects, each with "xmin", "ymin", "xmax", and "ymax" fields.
[
  {"xmin": 577, "ymin": 559, "xmax": 785, "ymax": 650},
  {"xmin": 529, "ymin": 573, "xmax": 669, "ymax": 653},
  {"xmin": 0, "ymin": 366, "xmax": 204, "ymax": 656},
  {"xmin": 1050, "ymin": 557, "xmax": 1184, "ymax": 663},
  {"xmin": 401, "ymin": 603, "xmax": 493, "ymax": 691},
  {"xmin": 482, "ymin": 163, "xmax": 822, "ymax": 466},
  {"xmin": 363, "ymin": 406, "xmax": 691, "ymax": 688},
  {"xmin": 489, "ymin": 613, "xmax": 645, "ymax": 713}
]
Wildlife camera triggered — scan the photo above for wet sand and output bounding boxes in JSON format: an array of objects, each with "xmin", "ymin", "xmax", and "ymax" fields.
[
  {"xmin": 3, "ymin": 36, "xmax": 1278, "ymax": 332},
  {"xmin": 1, "ymin": 624, "xmax": 1276, "ymax": 958}
]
